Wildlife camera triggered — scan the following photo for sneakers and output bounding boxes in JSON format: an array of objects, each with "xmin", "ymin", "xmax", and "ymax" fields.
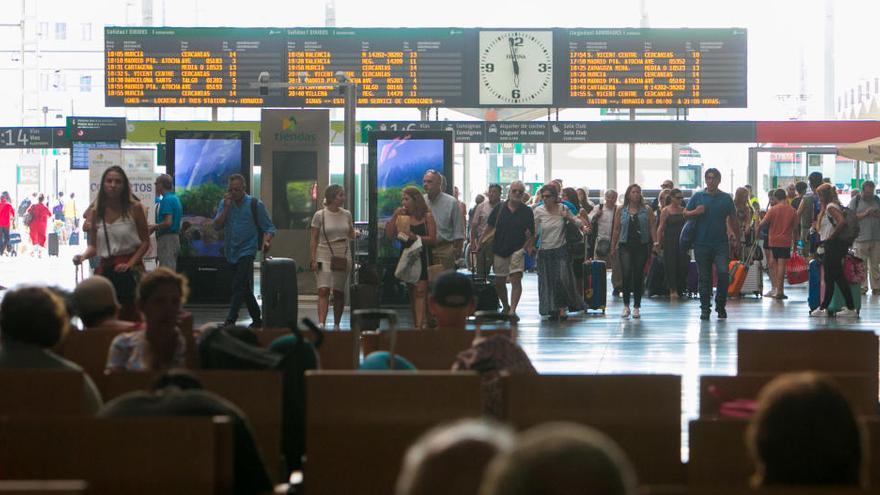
[
  {"xmin": 700, "ymin": 310, "xmax": 711, "ymax": 321},
  {"xmin": 716, "ymin": 308, "xmax": 727, "ymax": 319},
  {"xmin": 249, "ymin": 320, "xmax": 263, "ymax": 329},
  {"xmin": 632, "ymin": 308, "xmax": 640, "ymax": 319},
  {"xmin": 621, "ymin": 307, "xmax": 631, "ymax": 319},
  {"xmin": 810, "ymin": 307, "xmax": 828, "ymax": 317},
  {"xmin": 836, "ymin": 308, "xmax": 859, "ymax": 318}
]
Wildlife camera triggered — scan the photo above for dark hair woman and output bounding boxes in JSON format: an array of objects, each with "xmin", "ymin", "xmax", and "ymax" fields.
[
  {"xmin": 73, "ymin": 166, "xmax": 150, "ymax": 321},
  {"xmin": 610, "ymin": 184, "xmax": 657, "ymax": 319}
]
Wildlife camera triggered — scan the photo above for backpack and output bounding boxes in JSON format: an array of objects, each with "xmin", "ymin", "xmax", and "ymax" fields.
[
  {"xmin": 23, "ymin": 207, "xmax": 33, "ymax": 227},
  {"xmin": 830, "ymin": 205, "xmax": 860, "ymax": 245}
]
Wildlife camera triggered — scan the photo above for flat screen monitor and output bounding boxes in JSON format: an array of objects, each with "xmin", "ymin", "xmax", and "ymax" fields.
[
  {"xmin": 70, "ymin": 141, "xmax": 120, "ymax": 170},
  {"xmin": 368, "ymin": 130, "xmax": 453, "ymax": 262},
  {"xmin": 165, "ymin": 130, "xmax": 251, "ymax": 260}
]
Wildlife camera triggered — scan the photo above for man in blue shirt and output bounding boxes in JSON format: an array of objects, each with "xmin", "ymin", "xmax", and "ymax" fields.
[
  {"xmin": 149, "ymin": 174, "xmax": 183, "ymax": 271},
  {"xmin": 685, "ymin": 168, "xmax": 740, "ymax": 320},
  {"xmin": 213, "ymin": 174, "xmax": 276, "ymax": 328}
]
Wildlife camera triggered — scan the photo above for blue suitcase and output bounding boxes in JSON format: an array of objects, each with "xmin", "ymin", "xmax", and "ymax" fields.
[
  {"xmin": 808, "ymin": 258, "xmax": 823, "ymax": 311},
  {"xmin": 583, "ymin": 259, "xmax": 607, "ymax": 313}
]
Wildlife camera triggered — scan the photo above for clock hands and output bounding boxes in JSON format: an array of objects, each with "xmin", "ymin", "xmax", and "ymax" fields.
[{"xmin": 508, "ymin": 37, "xmax": 520, "ymax": 88}]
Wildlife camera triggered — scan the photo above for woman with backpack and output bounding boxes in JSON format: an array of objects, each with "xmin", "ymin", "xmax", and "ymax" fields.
[{"xmin": 810, "ymin": 183, "xmax": 858, "ymax": 317}]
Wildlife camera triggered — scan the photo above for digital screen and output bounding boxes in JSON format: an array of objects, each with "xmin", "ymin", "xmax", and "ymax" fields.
[
  {"xmin": 70, "ymin": 141, "xmax": 120, "ymax": 170},
  {"xmin": 558, "ymin": 28, "xmax": 747, "ymax": 107},
  {"xmin": 170, "ymin": 136, "xmax": 246, "ymax": 259},
  {"xmin": 105, "ymin": 27, "xmax": 746, "ymax": 108},
  {"xmin": 271, "ymin": 151, "xmax": 318, "ymax": 231},
  {"xmin": 376, "ymin": 138, "xmax": 445, "ymax": 222}
]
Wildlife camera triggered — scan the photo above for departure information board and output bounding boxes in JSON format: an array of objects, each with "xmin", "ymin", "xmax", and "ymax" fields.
[{"xmin": 105, "ymin": 27, "xmax": 746, "ymax": 108}]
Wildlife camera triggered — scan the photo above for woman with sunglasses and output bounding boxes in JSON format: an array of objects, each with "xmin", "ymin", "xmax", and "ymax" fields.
[
  {"xmin": 530, "ymin": 185, "xmax": 586, "ymax": 321},
  {"xmin": 656, "ymin": 188, "xmax": 688, "ymax": 299},
  {"xmin": 610, "ymin": 184, "xmax": 657, "ymax": 318}
]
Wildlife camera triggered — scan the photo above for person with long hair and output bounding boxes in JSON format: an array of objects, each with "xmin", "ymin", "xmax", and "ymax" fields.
[
  {"xmin": 810, "ymin": 184, "xmax": 858, "ymax": 317},
  {"xmin": 656, "ymin": 188, "xmax": 688, "ymax": 299},
  {"xmin": 610, "ymin": 184, "xmax": 657, "ymax": 318},
  {"xmin": 733, "ymin": 187, "xmax": 756, "ymax": 261},
  {"xmin": 562, "ymin": 187, "xmax": 588, "ymax": 303},
  {"xmin": 25, "ymin": 193, "xmax": 52, "ymax": 257},
  {"xmin": 310, "ymin": 185, "xmax": 356, "ymax": 329},
  {"xmin": 73, "ymin": 166, "xmax": 150, "ymax": 321},
  {"xmin": 530, "ymin": 185, "xmax": 585, "ymax": 321},
  {"xmin": 387, "ymin": 186, "xmax": 437, "ymax": 329}
]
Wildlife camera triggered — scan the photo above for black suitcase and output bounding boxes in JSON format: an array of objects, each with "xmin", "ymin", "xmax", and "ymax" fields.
[
  {"xmin": 350, "ymin": 262, "xmax": 380, "ymax": 330},
  {"xmin": 645, "ymin": 255, "xmax": 668, "ymax": 297},
  {"xmin": 47, "ymin": 232, "xmax": 59, "ymax": 256},
  {"xmin": 260, "ymin": 257, "xmax": 298, "ymax": 329},
  {"xmin": 472, "ymin": 275, "xmax": 500, "ymax": 311}
]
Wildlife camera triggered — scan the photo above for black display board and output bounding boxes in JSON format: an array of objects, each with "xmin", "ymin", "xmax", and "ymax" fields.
[
  {"xmin": 0, "ymin": 127, "xmax": 68, "ymax": 148},
  {"xmin": 105, "ymin": 27, "xmax": 746, "ymax": 108}
]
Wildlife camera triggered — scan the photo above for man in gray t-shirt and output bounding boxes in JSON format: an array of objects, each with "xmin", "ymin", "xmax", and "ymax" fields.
[
  {"xmin": 853, "ymin": 180, "xmax": 880, "ymax": 294},
  {"xmin": 423, "ymin": 171, "xmax": 465, "ymax": 271}
]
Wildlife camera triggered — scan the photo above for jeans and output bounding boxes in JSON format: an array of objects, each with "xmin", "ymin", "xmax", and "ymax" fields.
[
  {"xmin": 0, "ymin": 227, "xmax": 8, "ymax": 255},
  {"xmin": 694, "ymin": 243, "xmax": 730, "ymax": 311},
  {"xmin": 226, "ymin": 255, "xmax": 261, "ymax": 324},
  {"xmin": 618, "ymin": 242, "xmax": 650, "ymax": 308}
]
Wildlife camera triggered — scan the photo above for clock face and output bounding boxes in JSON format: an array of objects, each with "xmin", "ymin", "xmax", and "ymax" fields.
[{"xmin": 479, "ymin": 30, "xmax": 553, "ymax": 106}]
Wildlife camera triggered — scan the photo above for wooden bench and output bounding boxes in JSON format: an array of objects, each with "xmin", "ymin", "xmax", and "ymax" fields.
[
  {"xmin": 0, "ymin": 370, "xmax": 90, "ymax": 416},
  {"xmin": 360, "ymin": 328, "xmax": 513, "ymax": 370},
  {"xmin": 502, "ymin": 374, "xmax": 684, "ymax": 485},
  {"xmin": 737, "ymin": 329, "xmax": 878, "ymax": 376},
  {"xmin": 700, "ymin": 373, "xmax": 878, "ymax": 417},
  {"xmin": 304, "ymin": 371, "xmax": 482, "ymax": 495},
  {"xmin": 53, "ymin": 330, "xmax": 123, "ymax": 378},
  {"xmin": 0, "ymin": 481, "xmax": 87, "ymax": 494},
  {"xmin": 0, "ymin": 416, "xmax": 234, "ymax": 495},
  {"xmin": 257, "ymin": 328, "xmax": 356, "ymax": 369},
  {"xmin": 94, "ymin": 370, "xmax": 283, "ymax": 482}
]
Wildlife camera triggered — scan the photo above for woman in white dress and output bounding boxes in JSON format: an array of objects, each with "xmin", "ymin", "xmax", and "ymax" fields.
[{"xmin": 310, "ymin": 185, "xmax": 356, "ymax": 328}]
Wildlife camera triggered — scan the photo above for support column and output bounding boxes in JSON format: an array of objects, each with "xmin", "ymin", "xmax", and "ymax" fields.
[
  {"xmin": 671, "ymin": 143, "xmax": 680, "ymax": 186},
  {"xmin": 544, "ymin": 143, "xmax": 552, "ymax": 185},
  {"xmin": 343, "ymin": 83, "xmax": 357, "ymax": 214},
  {"xmin": 606, "ymin": 143, "xmax": 617, "ymax": 191},
  {"xmin": 628, "ymin": 108, "xmax": 636, "ymax": 185},
  {"xmin": 748, "ymin": 147, "xmax": 759, "ymax": 192}
]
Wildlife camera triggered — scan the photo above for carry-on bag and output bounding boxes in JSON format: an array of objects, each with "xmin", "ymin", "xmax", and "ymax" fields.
[
  {"xmin": 583, "ymin": 259, "xmax": 607, "ymax": 313},
  {"xmin": 47, "ymin": 232, "xmax": 59, "ymax": 256},
  {"xmin": 827, "ymin": 283, "xmax": 862, "ymax": 316},
  {"xmin": 740, "ymin": 260, "xmax": 763, "ymax": 297},
  {"xmin": 808, "ymin": 258, "xmax": 823, "ymax": 312},
  {"xmin": 469, "ymin": 251, "xmax": 500, "ymax": 312},
  {"xmin": 261, "ymin": 257, "xmax": 299, "ymax": 329},
  {"xmin": 686, "ymin": 259, "xmax": 700, "ymax": 297},
  {"xmin": 645, "ymin": 255, "xmax": 668, "ymax": 297},
  {"xmin": 727, "ymin": 259, "xmax": 747, "ymax": 297}
]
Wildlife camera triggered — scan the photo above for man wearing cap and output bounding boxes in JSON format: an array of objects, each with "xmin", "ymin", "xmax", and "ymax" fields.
[
  {"xmin": 150, "ymin": 174, "xmax": 183, "ymax": 271},
  {"xmin": 428, "ymin": 271, "xmax": 477, "ymax": 331},
  {"xmin": 73, "ymin": 275, "xmax": 138, "ymax": 332}
]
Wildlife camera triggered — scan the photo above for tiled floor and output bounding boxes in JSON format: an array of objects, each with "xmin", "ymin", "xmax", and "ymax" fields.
[{"xmin": 3, "ymin": 249, "xmax": 878, "ymax": 459}]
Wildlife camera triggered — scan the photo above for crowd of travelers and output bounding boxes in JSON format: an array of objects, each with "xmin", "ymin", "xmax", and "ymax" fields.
[{"xmin": 0, "ymin": 190, "xmax": 80, "ymax": 258}]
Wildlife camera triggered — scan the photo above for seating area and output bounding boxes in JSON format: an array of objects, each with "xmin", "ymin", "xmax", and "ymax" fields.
[{"xmin": 4, "ymin": 325, "xmax": 880, "ymax": 493}]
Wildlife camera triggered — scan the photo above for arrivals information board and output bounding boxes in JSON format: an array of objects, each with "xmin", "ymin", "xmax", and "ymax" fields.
[{"xmin": 105, "ymin": 27, "xmax": 746, "ymax": 108}]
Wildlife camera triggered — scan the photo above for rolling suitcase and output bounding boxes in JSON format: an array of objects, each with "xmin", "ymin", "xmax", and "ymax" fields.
[
  {"xmin": 686, "ymin": 260, "xmax": 699, "ymax": 297},
  {"xmin": 645, "ymin": 255, "xmax": 668, "ymax": 297},
  {"xmin": 47, "ymin": 232, "xmax": 59, "ymax": 256},
  {"xmin": 583, "ymin": 259, "xmax": 607, "ymax": 313},
  {"xmin": 260, "ymin": 257, "xmax": 298, "ymax": 329},
  {"xmin": 470, "ymin": 251, "xmax": 500, "ymax": 311},
  {"xmin": 808, "ymin": 258, "xmax": 823, "ymax": 312},
  {"xmin": 740, "ymin": 260, "xmax": 763, "ymax": 297},
  {"xmin": 727, "ymin": 259, "xmax": 747, "ymax": 297},
  {"xmin": 827, "ymin": 283, "xmax": 861, "ymax": 316}
]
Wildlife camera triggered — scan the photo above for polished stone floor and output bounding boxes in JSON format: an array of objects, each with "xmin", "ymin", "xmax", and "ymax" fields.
[{"xmin": 3, "ymin": 248, "xmax": 878, "ymax": 459}]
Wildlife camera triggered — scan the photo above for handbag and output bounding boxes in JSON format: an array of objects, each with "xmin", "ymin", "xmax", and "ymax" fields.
[
  {"xmin": 394, "ymin": 237, "xmax": 423, "ymax": 284},
  {"xmin": 844, "ymin": 253, "xmax": 866, "ymax": 285},
  {"xmin": 594, "ymin": 237, "xmax": 611, "ymax": 257},
  {"xmin": 786, "ymin": 252, "xmax": 809, "ymax": 285},
  {"xmin": 679, "ymin": 218, "xmax": 697, "ymax": 252},
  {"xmin": 322, "ymin": 210, "xmax": 348, "ymax": 272},
  {"xmin": 100, "ymin": 219, "xmax": 139, "ymax": 304},
  {"xmin": 479, "ymin": 203, "xmax": 504, "ymax": 252}
]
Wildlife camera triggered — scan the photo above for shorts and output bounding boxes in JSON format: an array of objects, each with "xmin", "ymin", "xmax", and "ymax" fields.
[
  {"xmin": 770, "ymin": 246, "xmax": 791, "ymax": 260},
  {"xmin": 493, "ymin": 250, "xmax": 525, "ymax": 277},
  {"xmin": 316, "ymin": 259, "xmax": 350, "ymax": 291}
]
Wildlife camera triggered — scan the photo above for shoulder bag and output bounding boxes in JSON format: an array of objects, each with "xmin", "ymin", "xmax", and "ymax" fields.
[
  {"xmin": 322, "ymin": 210, "xmax": 349, "ymax": 272},
  {"xmin": 99, "ymin": 218, "xmax": 138, "ymax": 304}
]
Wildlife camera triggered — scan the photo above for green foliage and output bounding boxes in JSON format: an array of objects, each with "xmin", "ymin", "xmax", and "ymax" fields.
[
  {"xmin": 286, "ymin": 181, "xmax": 314, "ymax": 215},
  {"xmin": 378, "ymin": 187, "xmax": 404, "ymax": 218},
  {"xmin": 179, "ymin": 183, "xmax": 225, "ymax": 218}
]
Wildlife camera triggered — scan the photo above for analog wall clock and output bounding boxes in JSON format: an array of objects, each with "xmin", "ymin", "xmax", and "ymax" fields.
[{"xmin": 479, "ymin": 30, "xmax": 553, "ymax": 105}]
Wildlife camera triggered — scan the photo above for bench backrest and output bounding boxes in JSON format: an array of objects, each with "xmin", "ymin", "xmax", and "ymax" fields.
[
  {"xmin": 0, "ymin": 370, "xmax": 88, "ymax": 416},
  {"xmin": 258, "ymin": 328, "xmax": 356, "ymax": 369},
  {"xmin": 304, "ymin": 371, "xmax": 482, "ymax": 495},
  {"xmin": 94, "ymin": 370, "xmax": 283, "ymax": 481},
  {"xmin": 503, "ymin": 374, "xmax": 683, "ymax": 485},
  {"xmin": 700, "ymin": 373, "xmax": 877, "ymax": 417},
  {"xmin": 0, "ymin": 481, "xmax": 87, "ymax": 494},
  {"xmin": 737, "ymin": 330, "xmax": 879, "ymax": 376},
  {"xmin": 361, "ymin": 329, "xmax": 513, "ymax": 370},
  {"xmin": 688, "ymin": 418, "xmax": 752, "ymax": 486},
  {"xmin": 53, "ymin": 330, "xmax": 122, "ymax": 378},
  {"xmin": 0, "ymin": 416, "xmax": 234, "ymax": 495}
]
